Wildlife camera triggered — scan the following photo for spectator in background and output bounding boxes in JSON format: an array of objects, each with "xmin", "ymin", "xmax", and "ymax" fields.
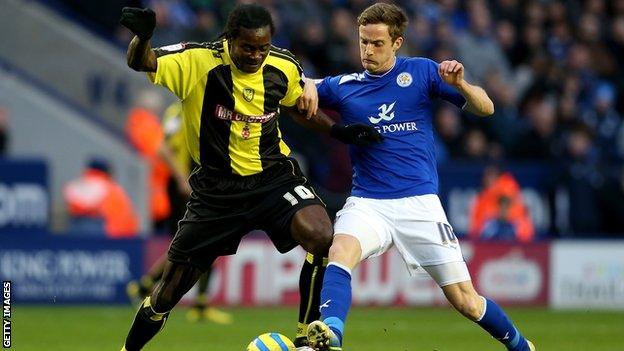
[
  {"xmin": 434, "ymin": 104, "xmax": 464, "ymax": 163},
  {"xmin": 63, "ymin": 158, "xmax": 139, "ymax": 238},
  {"xmin": 558, "ymin": 123, "xmax": 604, "ymax": 235},
  {"xmin": 125, "ymin": 89, "xmax": 191, "ymax": 234},
  {"xmin": 513, "ymin": 97, "xmax": 561, "ymax": 160},
  {"xmin": 581, "ymin": 82, "xmax": 624, "ymax": 163},
  {"xmin": 326, "ymin": 8, "xmax": 359, "ymax": 74},
  {"xmin": 461, "ymin": 128, "xmax": 492, "ymax": 160},
  {"xmin": 483, "ymin": 70, "xmax": 519, "ymax": 150},
  {"xmin": 599, "ymin": 167, "xmax": 624, "ymax": 234},
  {"xmin": 184, "ymin": 9, "xmax": 220, "ymax": 42},
  {"xmin": 455, "ymin": 0, "xmax": 512, "ymax": 86},
  {"xmin": 469, "ymin": 165, "xmax": 534, "ymax": 242},
  {"xmin": 0, "ymin": 107, "xmax": 8, "ymax": 156}
]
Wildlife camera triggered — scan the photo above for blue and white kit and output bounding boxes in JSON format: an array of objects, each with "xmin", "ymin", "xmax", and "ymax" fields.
[{"xmin": 317, "ymin": 56, "xmax": 469, "ymax": 283}]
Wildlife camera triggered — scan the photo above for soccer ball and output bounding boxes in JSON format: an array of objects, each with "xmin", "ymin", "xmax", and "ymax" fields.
[{"xmin": 246, "ymin": 332, "xmax": 296, "ymax": 351}]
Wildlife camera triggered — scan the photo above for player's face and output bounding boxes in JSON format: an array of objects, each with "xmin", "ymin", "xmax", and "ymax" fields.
[
  {"xmin": 229, "ymin": 26, "xmax": 272, "ymax": 73},
  {"xmin": 359, "ymin": 23, "xmax": 403, "ymax": 74}
]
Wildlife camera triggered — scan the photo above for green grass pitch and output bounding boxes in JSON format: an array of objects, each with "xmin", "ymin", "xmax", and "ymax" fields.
[{"xmin": 12, "ymin": 305, "xmax": 623, "ymax": 350}]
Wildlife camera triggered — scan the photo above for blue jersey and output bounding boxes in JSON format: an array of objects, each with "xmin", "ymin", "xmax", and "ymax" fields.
[{"xmin": 317, "ymin": 56, "xmax": 466, "ymax": 199}]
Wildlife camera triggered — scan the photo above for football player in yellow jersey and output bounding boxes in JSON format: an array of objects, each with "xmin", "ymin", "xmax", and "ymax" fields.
[{"xmin": 119, "ymin": 4, "xmax": 381, "ymax": 351}]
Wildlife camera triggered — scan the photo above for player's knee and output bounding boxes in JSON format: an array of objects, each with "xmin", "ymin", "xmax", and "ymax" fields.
[
  {"xmin": 328, "ymin": 236, "xmax": 360, "ymax": 267},
  {"xmin": 298, "ymin": 220, "xmax": 333, "ymax": 255}
]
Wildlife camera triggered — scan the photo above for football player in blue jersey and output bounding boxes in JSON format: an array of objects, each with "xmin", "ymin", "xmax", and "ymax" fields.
[{"xmin": 303, "ymin": 3, "xmax": 535, "ymax": 351}]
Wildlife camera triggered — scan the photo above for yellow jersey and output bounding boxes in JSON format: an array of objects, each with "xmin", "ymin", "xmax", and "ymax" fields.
[{"xmin": 149, "ymin": 39, "xmax": 304, "ymax": 176}]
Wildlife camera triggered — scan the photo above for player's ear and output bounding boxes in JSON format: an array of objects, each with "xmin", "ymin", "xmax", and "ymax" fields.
[{"xmin": 393, "ymin": 37, "xmax": 403, "ymax": 52}]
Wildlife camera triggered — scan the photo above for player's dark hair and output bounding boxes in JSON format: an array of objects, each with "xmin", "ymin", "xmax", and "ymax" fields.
[
  {"xmin": 224, "ymin": 4, "xmax": 275, "ymax": 40},
  {"xmin": 357, "ymin": 3, "xmax": 408, "ymax": 41}
]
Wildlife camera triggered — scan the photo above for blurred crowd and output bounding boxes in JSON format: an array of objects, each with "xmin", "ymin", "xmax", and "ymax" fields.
[{"xmin": 51, "ymin": 0, "xmax": 624, "ymax": 236}]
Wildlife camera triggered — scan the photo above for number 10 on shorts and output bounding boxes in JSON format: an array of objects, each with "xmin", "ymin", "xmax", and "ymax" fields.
[{"xmin": 283, "ymin": 185, "xmax": 315, "ymax": 206}]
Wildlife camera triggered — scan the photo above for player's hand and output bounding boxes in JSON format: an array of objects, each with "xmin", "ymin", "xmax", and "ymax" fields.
[
  {"xmin": 330, "ymin": 123, "xmax": 384, "ymax": 146},
  {"xmin": 438, "ymin": 60, "xmax": 464, "ymax": 87},
  {"xmin": 120, "ymin": 7, "xmax": 156, "ymax": 40},
  {"xmin": 297, "ymin": 78, "xmax": 319, "ymax": 119}
]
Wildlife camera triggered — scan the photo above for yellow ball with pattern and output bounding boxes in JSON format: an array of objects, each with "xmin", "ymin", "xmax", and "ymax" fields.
[{"xmin": 246, "ymin": 333, "xmax": 296, "ymax": 351}]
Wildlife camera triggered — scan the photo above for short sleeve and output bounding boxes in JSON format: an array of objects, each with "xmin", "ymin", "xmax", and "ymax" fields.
[
  {"xmin": 280, "ymin": 62, "xmax": 305, "ymax": 107},
  {"xmin": 147, "ymin": 43, "xmax": 217, "ymax": 100},
  {"xmin": 316, "ymin": 75, "xmax": 342, "ymax": 109},
  {"xmin": 427, "ymin": 59, "xmax": 466, "ymax": 109}
]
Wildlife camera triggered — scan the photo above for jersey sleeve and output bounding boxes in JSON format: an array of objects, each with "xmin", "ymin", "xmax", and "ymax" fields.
[
  {"xmin": 316, "ymin": 75, "xmax": 342, "ymax": 109},
  {"xmin": 427, "ymin": 59, "xmax": 467, "ymax": 109},
  {"xmin": 147, "ymin": 43, "xmax": 216, "ymax": 100},
  {"xmin": 280, "ymin": 61, "xmax": 305, "ymax": 107}
]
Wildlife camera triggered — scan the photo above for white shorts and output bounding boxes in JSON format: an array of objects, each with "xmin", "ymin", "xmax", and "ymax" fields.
[{"xmin": 334, "ymin": 195, "xmax": 470, "ymax": 286}]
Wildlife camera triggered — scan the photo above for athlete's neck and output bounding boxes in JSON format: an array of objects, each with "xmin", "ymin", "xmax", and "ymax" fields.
[{"xmin": 366, "ymin": 56, "xmax": 396, "ymax": 76}]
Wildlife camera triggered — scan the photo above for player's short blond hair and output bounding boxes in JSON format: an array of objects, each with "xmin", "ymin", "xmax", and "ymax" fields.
[{"xmin": 357, "ymin": 3, "xmax": 408, "ymax": 41}]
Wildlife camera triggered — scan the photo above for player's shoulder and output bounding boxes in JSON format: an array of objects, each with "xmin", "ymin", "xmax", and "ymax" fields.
[
  {"xmin": 402, "ymin": 56, "xmax": 438, "ymax": 69},
  {"xmin": 328, "ymin": 72, "xmax": 365, "ymax": 86},
  {"xmin": 267, "ymin": 45, "xmax": 303, "ymax": 74},
  {"xmin": 154, "ymin": 40, "xmax": 225, "ymax": 58}
]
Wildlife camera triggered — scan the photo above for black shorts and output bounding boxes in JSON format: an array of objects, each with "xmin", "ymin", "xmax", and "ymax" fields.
[{"xmin": 168, "ymin": 158, "xmax": 325, "ymax": 270}]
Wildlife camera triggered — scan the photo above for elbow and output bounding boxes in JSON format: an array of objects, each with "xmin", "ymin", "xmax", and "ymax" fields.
[
  {"xmin": 127, "ymin": 58, "xmax": 142, "ymax": 72},
  {"xmin": 476, "ymin": 98, "xmax": 494, "ymax": 117},
  {"xmin": 483, "ymin": 101, "xmax": 495, "ymax": 116}
]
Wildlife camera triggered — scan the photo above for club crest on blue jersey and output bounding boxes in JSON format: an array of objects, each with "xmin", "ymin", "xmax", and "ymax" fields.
[{"xmin": 396, "ymin": 72, "xmax": 412, "ymax": 87}]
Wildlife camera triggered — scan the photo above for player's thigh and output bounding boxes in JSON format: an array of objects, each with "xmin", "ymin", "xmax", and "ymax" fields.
[
  {"xmin": 392, "ymin": 220, "xmax": 466, "ymax": 275},
  {"xmin": 333, "ymin": 196, "xmax": 393, "ymax": 261},
  {"xmin": 422, "ymin": 261, "xmax": 471, "ymax": 287},
  {"xmin": 168, "ymin": 192, "xmax": 250, "ymax": 270},
  {"xmin": 257, "ymin": 179, "xmax": 329, "ymax": 255},
  {"xmin": 290, "ymin": 204, "xmax": 333, "ymax": 254}
]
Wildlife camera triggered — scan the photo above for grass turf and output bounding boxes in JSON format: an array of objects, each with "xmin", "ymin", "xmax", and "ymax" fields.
[{"xmin": 11, "ymin": 305, "xmax": 623, "ymax": 350}]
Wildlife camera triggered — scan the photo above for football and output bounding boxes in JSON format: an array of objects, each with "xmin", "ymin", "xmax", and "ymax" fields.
[{"xmin": 246, "ymin": 332, "xmax": 297, "ymax": 351}]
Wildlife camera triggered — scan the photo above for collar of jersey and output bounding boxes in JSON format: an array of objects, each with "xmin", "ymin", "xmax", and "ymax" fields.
[
  {"xmin": 363, "ymin": 56, "xmax": 400, "ymax": 80},
  {"xmin": 222, "ymin": 38, "xmax": 268, "ymax": 74}
]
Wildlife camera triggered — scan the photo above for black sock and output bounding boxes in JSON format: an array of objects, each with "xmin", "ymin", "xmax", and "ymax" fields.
[
  {"xmin": 124, "ymin": 297, "xmax": 170, "ymax": 351},
  {"xmin": 295, "ymin": 253, "xmax": 328, "ymax": 346}
]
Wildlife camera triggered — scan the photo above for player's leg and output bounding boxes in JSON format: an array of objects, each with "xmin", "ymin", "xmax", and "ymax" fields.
[
  {"xmin": 306, "ymin": 233, "xmax": 361, "ymax": 350},
  {"xmin": 122, "ymin": 259, "xmax": 207, "ymax": 351},
  {"xmin": 127, "ymin": 253, "xmax": 168, "ymax": 305},
  {"xmin": 412, "ymin": 219, "xmax": 534, "ymax": 351},
  {"xmin": 288, "ymin": 204, "xmax": 333, "ymax": 348},
  {"xmin": 122, "ymin": 167, "xmax": 248, "ymax": 350},
  {"xmin": 294, "ymin": 252, "xmax": 328, "ymax": 347},
  {"xmin": 305, "ymin": 197, "xmax": 392, "ymax": 351},
  {"xmin": 437, "ymin": 277, "xmax": 535, "ymax": 351},
  {"xmin": 256, "ymin": 160, "xmax": 332, "ymax": 349}
]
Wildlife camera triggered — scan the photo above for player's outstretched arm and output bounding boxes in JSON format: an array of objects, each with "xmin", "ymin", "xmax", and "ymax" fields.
[
  {"xmin": 439, "ymin": 60, "xmax": 494, "ymax": 116},
  {"xmin": 285, "ymin": 106, "xmax": 383, "ymax": 147},
  {"xmin": 284, "ymin": 105, "xmax": 334, "ymax": 134},
  {"xmin": 120, "ymin": 7, "xmax": 157, "ymax": 72}
]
